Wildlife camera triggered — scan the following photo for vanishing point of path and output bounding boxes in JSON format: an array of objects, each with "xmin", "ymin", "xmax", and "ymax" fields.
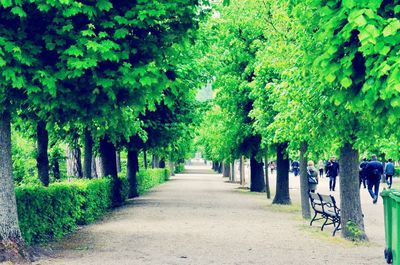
[{"xmin": 38, "ymin": 163, "xmax": 385, "ymax": 265}]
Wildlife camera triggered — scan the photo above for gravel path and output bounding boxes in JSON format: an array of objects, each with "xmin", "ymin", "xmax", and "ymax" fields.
[{"xmin": 36, "ymin": 163, "xmax": 386, "ymax": 265}]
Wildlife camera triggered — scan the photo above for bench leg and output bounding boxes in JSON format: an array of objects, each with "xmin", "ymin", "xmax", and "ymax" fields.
[
  {"xmin": 332, "ymin": 220, "xmax": 341, "ymax": 236},
  {"xmin": 310, "ymin": 211, "xmax": 318, "ymax": 226},
  {"xmin": 321, "ymin": 217, "xmax": 329, "ymax": 231}
]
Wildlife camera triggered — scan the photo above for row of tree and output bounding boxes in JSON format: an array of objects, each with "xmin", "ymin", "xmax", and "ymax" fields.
[
  {"xmin": 0, "ymin": 0, "xmax": 206, "ymax": 260},
  {"xmin": 196, "ymin": 0, "xmax": 400, "ymax": 240}
]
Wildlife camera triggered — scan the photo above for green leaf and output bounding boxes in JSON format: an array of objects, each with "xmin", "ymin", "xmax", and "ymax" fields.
[
  {"xmin": 96, "ymin": 0, "xmax": 113, "ymax": 11},
  {"xmin": 11, "ymin": 7, "xmax": 27, "ymax": 18},
  {"xmin": 0, "ymin": 0, "xmax": 12, "ymax": 8},
  {"xmin": 383, "ymin": 20, "xmax": 400, "ymax": 37},
  {"xmin": 114, "ymin": 28, "xmax": 129, "ymax": 39},
  {"xmin": 340, "ymin": 77, "xmax": 352, "ymax": 88}
]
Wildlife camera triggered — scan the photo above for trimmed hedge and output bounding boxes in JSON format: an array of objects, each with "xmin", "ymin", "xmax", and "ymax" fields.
[
  {"xmin": 174, "ymin": 163, "xmax": 185, "ymax": 173},
  {"xmin": 137, "ymin": 168, "xmax": 170, "ymax": 195},
  {"xmin": 16, "ymin": 169, "xmax": 169, "ymax": 245}
]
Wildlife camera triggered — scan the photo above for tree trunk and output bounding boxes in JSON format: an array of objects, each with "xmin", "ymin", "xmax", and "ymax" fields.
[
  {"xmin": 250, "ymin": 154, "xmax": 265, "ymax": 192},
  {"xmin": 66, "ymin": 141, "xmax": 82, "ymax": 178},
  {"xmin": 52, "ymin": 158, "xmax": 60, "ymax": 180},
  {"xmin": 264, "ymin": 154, "xmax": 271, "ymax": 199},
  {"xmin": 37, "ymin": 121, "xmax": 49, "ymax": 186},
  {"xmin": 339, "ymin": 142, "xmax": 367, "ymax": 240},
  {"xmin": 95, "ymin": 156, "xmax": 103, "ymax": 177},
  {"xmin": 159, "ymin": 158, "xmax": 166, "ymax": 169},
  {"xmin": 143, "ymin": 150, "xmax": 148, "ymax": 169},
  {"xmin": 299, "ymin": 142, "xmax": 311, "ymax": 219},
  {"xmin": 99, "ymin": 136, "xmax": 122, "ymax": 207},
  {"xmin": 240, "ymin": 156, "xmax": 245, "ymax": 186},
  {"xmin": 217, "ymin": 162, "xmax": 222, "ymax": 173},
  {"xmin": 83, "ymin": 128, "xmax": 93, "ymax": 179},
  {"xmin": 152, "ymin": 155, "xmax": 159, "ymax": 168},
  {"xmin": 231, "ymin": 161, "xmax": 235, "ymax": 182},
  {"xmin": 169, "ymin": 161, "xmax": 175, "ymax": 176},
  {"xmin": 91, "ymin": 155, "xmax": 98, "ymax": 178},
  {"xmin": 223, "ymin": 162, "xmax": 230, "ymax": 178},
  {"xmin": 0, "ymin": 111, "xmax": 28, "ymax": 262},
  {"xmin": 273, "ymin": 142, "xmax": 291, "ymax": 204},
  {"xmin": 127, "ymin": 149, "xmax": 139, "ymax": 198},
  {"xmin": 116, "ymin": 151, "xmax": 122, "ymax": 173}
]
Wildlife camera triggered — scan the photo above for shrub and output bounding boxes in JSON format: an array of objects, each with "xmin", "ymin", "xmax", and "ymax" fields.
[
  {"xmin": 16, "ymin": 177, "xmax": 126, "ymax": 245},
  {"xmin": 174, "ymin": 163, "xmax": 185, "ymax": 173},
  {"xmin": 137, "ymin": 168, "xmax": 170, "ymax": 195}
]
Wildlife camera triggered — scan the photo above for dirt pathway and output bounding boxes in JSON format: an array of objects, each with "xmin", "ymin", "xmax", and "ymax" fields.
[{"xmin": 37, "ymin": 164, "xmax": 386, "ymax": 265}]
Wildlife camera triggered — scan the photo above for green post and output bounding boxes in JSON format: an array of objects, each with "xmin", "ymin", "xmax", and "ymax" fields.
[
  {"xmin": 382, "ymin": 189, "xmax": 393, "ymax": 263},
  {"xmin": 389, "ymin": 191, "xmax": 400, "ymax": 264}
]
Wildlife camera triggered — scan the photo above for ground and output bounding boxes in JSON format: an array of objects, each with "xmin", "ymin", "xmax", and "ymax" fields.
[{"xmin": 35, "ymin": 162, "xmax": 387, "ymax": 265}]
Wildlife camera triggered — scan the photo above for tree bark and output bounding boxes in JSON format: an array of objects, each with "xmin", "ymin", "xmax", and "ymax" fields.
[
  {"xmin": 36, "ymin": 121, "xmax": 49, "ymax": 186},
  {"xmin": 152, "ymin": 155, "xmax": 159, "ymax": 168},
  {"xmin": 95, "ymin": 156, "xmax": 103, "ymax": 177},
  {"xmin": 116, "ymin": 151, "xmax": 122, "ymax": 173},
  {"xmin": 0, "ymin": 111, "xmax": 28, "ymax": 262},
  {"xmin": 66, "ymin": 141, "xmax": 82, "ymax": 178},
  {"xmin": 143, "ymin": 150, "xmax": 148, "ymax": 169},
  {"xmin": 339, "ymin": 142, "xmax": 367, "ymax": 240},
  {"xmin": 299, "ymin": 142, "xmax": 311, "ymax": 219},
  {"xmin": 99, "ymin": 136, "xmax": 122, "ymax": 207},
  {"xmin": 159, "ymin": 158, "xmax": 166, "ymax": 169},
  {"xmin": 223, "ymin": 162, "xmax": 230, "ymax": 178},
  {"xmin": 91, "ymin": 155, "xmax": 98, "ymax": 178},
  {"xmin": 240, "ymin": 156, "xmax": 245, "ymax": 186},
  {"xmin": 264, "ymin": 154, "xmax": 271, "ymax": 199},
  {"xmin": 169, "ymin": 161, "xmax": 175, "ymax": 176},
  {"xmin": 250, "ymin": 154, "xmax": 265, "ymax": 192},
  {"xmin": 231, "ymin": 161, "xmax": 235, "ymax": 182},
  {"xmin": 273, "ymin": 142, "xmax": 291, "ymax": 204},
  {"xmin": 83, "ymin": 128, "xmax": 93, "ymax": 179},
  {"xmin": 51, "ymin": 158, "xmax": 60, "ymax": 180},
  {"xmin": 127, "ymin": 149, "xmax": 139, "ymax": 198}
]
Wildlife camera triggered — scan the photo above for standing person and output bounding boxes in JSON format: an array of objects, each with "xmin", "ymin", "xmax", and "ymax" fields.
[
  {"xmin": 359, "ymin": 158, "xmax": 368, "ymax": 189},
  {"xmin": 292, "ymin": 160, "xmax": 300, "ymax": 177},
  {"xmin": 385, "ymin": 159, "xmax": 395, "ymax": 189},
  {"xmin": 326, "ymin": 156, "xmax": 339, "ymax": 191},
  {"xmin": 365, "ymin": 154, "xmax": 384, "ymax": 204},
  {"xmin": 318, "ymin": 160, "xmax": 324, "ymax": 178},
  {"xmin": 307, "ymin": 161, "xmax": 319, "ymax": 193}
]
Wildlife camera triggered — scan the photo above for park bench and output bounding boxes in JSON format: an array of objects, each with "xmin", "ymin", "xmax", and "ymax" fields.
[{"xmin": 309, "ymin": 192, "xmax": 341, "ymax": 236}]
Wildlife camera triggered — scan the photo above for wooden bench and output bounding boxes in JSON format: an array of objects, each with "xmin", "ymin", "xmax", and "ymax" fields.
[{"xmin": 309, "ymin": 192, "xmax": 341, "ymax": 236}]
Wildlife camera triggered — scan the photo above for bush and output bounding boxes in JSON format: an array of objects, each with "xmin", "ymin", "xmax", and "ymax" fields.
[
  {"xmin": 16, "ymin": 177, "xmax": 127, "ymax": 245},
  {"xmin": 137, "ymin": 168, "xmax": 170, "ymax": 195},
  {"xmin": 174, "ymin": 163, "xmax": 185, "ymax": 173}
]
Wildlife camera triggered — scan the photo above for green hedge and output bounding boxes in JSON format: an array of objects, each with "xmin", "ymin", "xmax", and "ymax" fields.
[
  {"xmin": 137, "ymin": 168, "xmax": 170, "ymax": 195},
  {"xmin": 16, "ymin": 169, "xmax": 168, "ymax": 245},
  {"xmin": 174, "ymin": 163, "xmax": 185, "ymax": 173},
  {"xmin": 16, "ymin": 178, "xmax": 126, "ymax": 245}
]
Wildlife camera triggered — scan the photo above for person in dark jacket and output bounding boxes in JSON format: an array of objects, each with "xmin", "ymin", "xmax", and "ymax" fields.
[
  {"xmin": 359, "ymin": 158, "xmax": 368, "ymax": 189},
  {"xmin": 292, "ymin": 160, "xmax": 300, "ymax": 177},
  {"xmin": 326, "ymin": 156, "xmax": 339, "ymax": 191},
  {"xmin": 365, "ymin": 154, "xmax": 384, "ymax": 204},
  {"xmin": 385, "ymin": 159, "xmax": 395, "ymax": 189}
]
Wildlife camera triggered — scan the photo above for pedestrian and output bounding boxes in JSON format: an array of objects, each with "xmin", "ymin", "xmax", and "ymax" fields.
[
  {"xmin": 365, "ymin": 154, "xmax": 384, "ymax": 204},
  {"xmin": 292, "ymin": 160, "xmax": 300, "ymax": 176},
  {"xmin": 318, "ymin": 160, "xmax": 324, "ymax": 178},
  {"xmin": 359, "ymin": 158, "xmax": 368, "ymax": 189},
  {"xmin": 326, "ymin": 156, "xmax": 339, "ymax": 191},
  {"xmin": 385, "ymin": 159, "xmax": 395, "ymax": 189},
  {"xmin": 270, "ymin": 161, "xmax": 275, "ymax": 174},
  {"xmin": 307, "ymin": 160, "xmax": 318, "ymax": 193}
]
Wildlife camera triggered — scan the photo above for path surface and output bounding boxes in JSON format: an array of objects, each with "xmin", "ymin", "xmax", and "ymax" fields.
[{"xmin": 37, "ymin": 163, "xmax": 386, "ymax": 265}]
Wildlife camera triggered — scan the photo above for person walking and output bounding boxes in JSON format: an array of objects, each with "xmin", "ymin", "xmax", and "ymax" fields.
[
  {"xmin": 326, "ymin": 156, "xmax": 339, "ymax": 191},
  {"xmin": 292, "ymin": 160, "xmax": 300, "ymax": 177},
  {"xmin": 318, "ymin": 160, "xmax": 324, "ymax": 178},
  {"xmin": 359, "ymin": 158, "xmax": 368, "ymax": 189},
  {"xmin": 365, "ymin": 154, "xmax": 384, "ymax": 204},
  {"xmin": 385, "ymin": 159, "xmax": 395, "ymax": 189},
  {"xmin": 307, "ymin": 161, "xmax": 318, "ymax": 193}
]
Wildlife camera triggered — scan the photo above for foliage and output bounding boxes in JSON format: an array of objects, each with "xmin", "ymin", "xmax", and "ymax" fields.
[
  {"xmin": 174, "ymin": 163, "xmax": 185, "ymax": 173},
  {"xmin": 137, "ymin": 168, "xmax": 170, "ymax": 195}
]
